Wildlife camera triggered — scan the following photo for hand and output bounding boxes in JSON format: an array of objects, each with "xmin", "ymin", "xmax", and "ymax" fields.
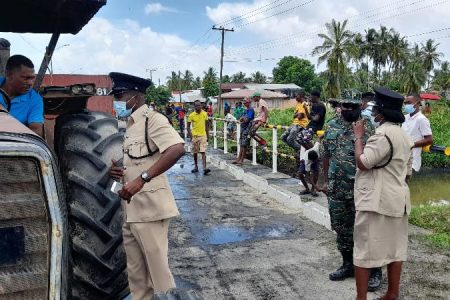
[
  {"xmin": 118, "ymin": 177, "xmax": 144, "ymax": 201},
  {"xmin": 110, "ymin": 159, "xmax": 124, "ymax": 181},
  {"xmin": 353, "ymin": 119, "xmax": 365, "ymax": 138}
]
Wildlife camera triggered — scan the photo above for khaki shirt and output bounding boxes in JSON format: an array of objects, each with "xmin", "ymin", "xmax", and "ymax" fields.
[
  {"xmin": 122, "ymin": 105, "xmax": 184, "ymax": 222},
  {"xmin": 354, "ymin": 122, "xmax": 414, "ymax": 217}
]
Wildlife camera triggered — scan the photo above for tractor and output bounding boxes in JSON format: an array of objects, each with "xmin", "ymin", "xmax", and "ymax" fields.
[{"xmin": 0, "ymin": 1, "xmax": 128, "ymax": 299}]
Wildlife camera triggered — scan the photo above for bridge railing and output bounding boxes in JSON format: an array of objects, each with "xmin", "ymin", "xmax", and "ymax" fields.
[{"xmin": 182, "ymin": 116, "xmax": 449, "ymax": 174}]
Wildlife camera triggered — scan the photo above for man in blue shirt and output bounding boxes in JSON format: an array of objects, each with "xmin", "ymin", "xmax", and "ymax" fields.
[
  {"xmin": 232, "ymin": 98, "xmax": 255, "ymax": 165},
  {"xmin": 0, "ymin": 55, "xmax": 44, "ymax": 136}
]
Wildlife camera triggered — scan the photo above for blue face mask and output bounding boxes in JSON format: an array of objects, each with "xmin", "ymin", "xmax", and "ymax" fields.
[
  {"xmin": 113, "ymin": 95, "xmax": 136, "ymax": 118},
  {"xmin": 404, "ymin": 104, "xmax": 415, "ymax": 114}
]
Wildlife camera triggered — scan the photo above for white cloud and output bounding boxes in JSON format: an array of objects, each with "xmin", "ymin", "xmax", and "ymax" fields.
[
  {"xmin": 2, "ymin": 18, "xmax": 220, "ymax": 84},
  {"xmin": 144, "ymin": 3, "xmax": 179, "ymax": 15}
]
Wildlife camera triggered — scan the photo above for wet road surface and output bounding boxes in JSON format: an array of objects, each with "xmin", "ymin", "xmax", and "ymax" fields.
[
  {"xmin": 166, "ymin": 155, "xmax": 450, "ymax": 300},
  {"xmin": 167, "ymin": 155, "xmax": 357, "ymax": 299}
]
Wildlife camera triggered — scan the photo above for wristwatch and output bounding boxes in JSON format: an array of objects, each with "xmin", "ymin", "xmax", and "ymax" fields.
[{"xmin": 140, "ymin": 171, "xmax": 152, "ymax": 183}]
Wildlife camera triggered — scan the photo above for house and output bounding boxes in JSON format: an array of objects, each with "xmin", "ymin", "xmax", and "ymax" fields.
[
  {"xmin": 244, "ymin": 83, "xmax": 302, "ymax": 98},
  {"xmin": 169, "ymin": 90, "xmax": 208, "ymax": 106},
  {"xmin": 219, "ymin": 89, "xmax": 290, "ymax": 110},
  {"xmin": 220, "ymin": 83, "xmax": 248, "ymax": 94}
]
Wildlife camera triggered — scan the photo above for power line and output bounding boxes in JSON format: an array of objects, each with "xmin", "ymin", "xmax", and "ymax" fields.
[
  {"xmin": 234, "ymin": 0, "xmax": 316, "ymax": 29},
  {"xmin": 226, "ymin": 0, "xmax": 450, "ymax": 56},
  {"xmin": 216, "ymin": 0, "xmax": 291, "ymax": 27},
  {"xmin": 226, "ymin": 0, "xmax": 433, "ymax": 55}
]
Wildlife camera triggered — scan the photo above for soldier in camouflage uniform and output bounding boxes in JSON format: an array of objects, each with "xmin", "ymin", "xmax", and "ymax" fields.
[{"xmin": 321, "ymin": 97, "xmax": 376, "ymax": 282}]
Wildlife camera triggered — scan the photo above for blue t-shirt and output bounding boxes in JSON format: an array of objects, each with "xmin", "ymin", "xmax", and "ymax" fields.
[
  {"xmin": 0, "ymin": 77, "xmax": 44, "ymax": 125},
  {"xmin": 241, "ymin": 107, "xmax": 255, "ymax": 130}
]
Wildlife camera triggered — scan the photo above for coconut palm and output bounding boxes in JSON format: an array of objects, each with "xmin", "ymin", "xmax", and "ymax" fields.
[
  {"xmin": 182, "ymin": 70, "xmax": 194, "ymax": 90},
  {"xmin": 166, "ymin": 71, "xmax": 180, "ymax": 91},
  {"xmin": 421, "ymin": 39, "xmax": 443, "ymax": 88},
  {"xmin": 203, "ymin": 67, "xmax": 218, "ymax": 83},
  {"xmin": 400, "ymin": 58, "xmax": 427, "ymax": 94},
  {"xmin": 312, "ymin": 19, "xmax": 355, "ymax": 97},
  {"xmin": 231, "ymin": 71, "xmax": 247, "ymax": 83},
  {"xmin": 250, "ymin": 71, "xmax": 267, "ymax": 84},
  {"xmin": 387, "ymin": 30, "xmax": 409, "ymax": 73}
]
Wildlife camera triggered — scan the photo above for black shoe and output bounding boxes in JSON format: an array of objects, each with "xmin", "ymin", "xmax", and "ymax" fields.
[
  {"xmin": 329, "ymin": 263, "xmax": 354, "ymax": 281},
  {"xmin": 203, "ymin": 169, "xmax": 211, "ymax": 175},
  {"xmin": 368, "ymin": 268, "xmax": 382, "ymax": 292}
]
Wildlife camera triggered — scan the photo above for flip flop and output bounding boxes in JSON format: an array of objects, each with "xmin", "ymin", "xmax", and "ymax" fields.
[
  {"xmin": 203, "ymin": 169, "xmax": 211, "ymax": 175},
  {"xmin": 191, "ymin": 169, "xmax": 199, "ymax": 173}
]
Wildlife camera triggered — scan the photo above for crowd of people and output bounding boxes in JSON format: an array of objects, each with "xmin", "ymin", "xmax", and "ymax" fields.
[{"xmin": 0, "ymin": 53, "xmax": 436, "ymax": 300}]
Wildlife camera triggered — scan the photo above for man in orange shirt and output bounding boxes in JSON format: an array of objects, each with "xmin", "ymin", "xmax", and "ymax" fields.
[{"xmin": 281, "ymin": 92, "xmax": 309, "ymax": 150}]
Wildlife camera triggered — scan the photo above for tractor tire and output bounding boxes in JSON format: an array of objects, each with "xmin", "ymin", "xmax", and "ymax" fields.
[{"xmin": 54, "ymin": 110, "xmax": 128, "ymax": 300}]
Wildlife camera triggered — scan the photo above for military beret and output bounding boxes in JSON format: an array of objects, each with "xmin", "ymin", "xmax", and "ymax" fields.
[
  {"xmin": 108, "ymin": 72, "xmax": 152, "ymax": 95},
  {"xmin": 373, "ymin": 87, "xmax": 404, "ymax": 111}
]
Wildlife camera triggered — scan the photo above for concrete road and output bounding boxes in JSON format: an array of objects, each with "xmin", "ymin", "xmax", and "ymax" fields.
[{"xmin": 165, "ymin": 155, "xmax": 450, "ymax": 300}]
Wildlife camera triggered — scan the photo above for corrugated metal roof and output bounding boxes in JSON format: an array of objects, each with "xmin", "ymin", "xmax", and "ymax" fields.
[
  {"xmin": 220, "ymin": 89, "xmax": 288, "ymax": 99},
  {"xmin": 170, "ymin": 90, "xmax": 206, "ymax": 103},
  {"xmin": 245, "ymin": 83, "xmax": 301, "ymax": 90},
  {"xmin": 220, "ymin": 83, "xmax": 248, "ymax": 90}
]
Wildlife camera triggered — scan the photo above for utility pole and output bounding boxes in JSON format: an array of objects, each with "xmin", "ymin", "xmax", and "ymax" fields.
[
  {"xmin": 178, "ymin": 70, "xmax": 182, "ymax": 104},
  {"xmin": 212, "ymin": 25, "xmax": 234, "ymax": 115},
  {"xmin": 146, "ymin": 68, "xmax": 156, "ymax": 82}
]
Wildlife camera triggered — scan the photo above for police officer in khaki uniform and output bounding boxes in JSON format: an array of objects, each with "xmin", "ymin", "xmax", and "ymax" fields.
[{"xmin": 108, "ymin": 72, "xmax": 185, "ymax": 300}]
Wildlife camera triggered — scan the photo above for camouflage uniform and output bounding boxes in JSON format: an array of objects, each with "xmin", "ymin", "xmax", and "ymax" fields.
[{"xmin": 322, "ymin": 110, "xmax": 374, "ymax": 252}]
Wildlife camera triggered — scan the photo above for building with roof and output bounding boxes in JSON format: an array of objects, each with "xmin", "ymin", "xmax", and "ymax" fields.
[
  {"xmin": 220, "ymin": 89, "xmax": 292, "ymax": 109},
  {"xmin": 244, "ymin": 83, "xmax": 302, "ymax": 98}
]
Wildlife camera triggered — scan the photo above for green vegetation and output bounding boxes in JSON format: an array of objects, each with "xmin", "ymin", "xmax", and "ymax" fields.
[
  {"xmin": 422, "ymin": 101, "xmax": 450, "ymax": 168},
  {"xmin": 409, "ymin": 205, "xmax": 450, "ymax": 250}
]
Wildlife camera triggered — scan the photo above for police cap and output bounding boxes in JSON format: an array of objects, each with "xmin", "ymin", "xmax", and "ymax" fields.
[
  {"xmin": 108, "ymin": 72, "xmax": 152, "ymax": 95},
  {"xmin": 373, "ymin": 87, "xmax": 404, "ymax": 111}
]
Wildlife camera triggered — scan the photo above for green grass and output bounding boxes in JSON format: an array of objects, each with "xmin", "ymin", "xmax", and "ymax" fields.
[{"xmin": 409, "ymin": 205, "xmax": 450, "ymax": 250}]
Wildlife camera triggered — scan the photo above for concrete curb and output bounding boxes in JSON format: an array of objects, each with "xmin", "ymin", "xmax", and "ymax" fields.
[{"xmin": 209, "ymin": 154, "xmax": 333, "ymax": 232}]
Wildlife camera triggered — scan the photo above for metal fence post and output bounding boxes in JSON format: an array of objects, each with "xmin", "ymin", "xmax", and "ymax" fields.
[
  {"xmin": 236, "ymin": 122, "xmax": 241, "ymax": 156},
  {"xmin": 184, "ymin": 115, "xmax": 188, "ymax": 141},
  {"xmin": 272, "ymin": 127, "xmax": 277, "ymax": 173},
  {"xmin": 213, "ymin": 119, "xmax": 217, "ymax": 149},
  {"xmin": 224, "ymin": 120, "xmax": 228, "ymax": 154},
  {"xmin": 252, "ymin": 139, "xmax": 257, "ymax": 165}
]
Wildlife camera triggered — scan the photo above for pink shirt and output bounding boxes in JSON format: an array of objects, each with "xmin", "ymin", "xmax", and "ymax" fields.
[{"xmin": 254, "ymin": 98, "xmax": 269, "ymax": 123}]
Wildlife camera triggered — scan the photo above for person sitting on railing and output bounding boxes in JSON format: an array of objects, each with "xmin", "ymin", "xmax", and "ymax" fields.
[
  {"xmin": 247, "ymin": 91, "xmax": 269, "ymax": 150},
  {"xmin": 281, "ymin": 92, "xmax": 309, "ymax": 150},
  {"xmin": 225, "ymin": 110, "xmax": 237, "ymax": 139},
  {"xmin": 233, "ymin": 98, "xmax": 255, "ymax": 165}
]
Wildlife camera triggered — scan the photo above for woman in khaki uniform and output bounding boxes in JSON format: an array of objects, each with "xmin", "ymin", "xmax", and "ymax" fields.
[{"xmin": 352, "ymin": 87, "xmax": 414, "ymax": 300}]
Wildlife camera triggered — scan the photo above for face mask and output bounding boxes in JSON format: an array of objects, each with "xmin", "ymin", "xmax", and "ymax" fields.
[
  {"xmin": 404, "ymin": 104, "xmax": 415, "ymax": 114},
  {"xmin": 341, "ymin": 109, "xmax": 360, "ymax": 122},
  {"xmin": 113, "ymin": 95, "xmax": 136, "ymax": 118},
  {"xmin": 361, "ymin": 108, "xmax": 371, "ymax": 118},
  {"xmin": 371, "ymin": 114, "xmax": 381, "ymax": 128}
]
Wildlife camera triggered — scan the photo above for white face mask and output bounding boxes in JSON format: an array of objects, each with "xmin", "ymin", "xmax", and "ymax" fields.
[{"xmin": 371, "ymin": 113, "xmax": 381, "ymax": 128}]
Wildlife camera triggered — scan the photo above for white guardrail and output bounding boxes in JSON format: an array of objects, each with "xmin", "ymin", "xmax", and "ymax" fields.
[{"xmin": 183, "ymin": 116, "xmax": 297, "ymax": 173}]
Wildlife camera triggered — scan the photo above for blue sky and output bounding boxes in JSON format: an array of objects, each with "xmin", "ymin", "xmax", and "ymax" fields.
[{"xmin": 3, "ymin": 0, "xmax": 450, "ymax": 84}]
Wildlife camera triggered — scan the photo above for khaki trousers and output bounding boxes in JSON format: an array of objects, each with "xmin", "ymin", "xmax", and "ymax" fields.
[{"xmin": 123, "ymin": 219, "xmax": 175, "ymax": 300}]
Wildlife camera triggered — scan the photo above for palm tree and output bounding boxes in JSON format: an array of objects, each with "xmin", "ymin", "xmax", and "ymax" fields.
[
  {"xmin": 192, "ymin": 76, "xmax": 202, "ymax": 89},
  {"xmin": 182, "ymin": 70, "xmax": 194, "ymax": 90},
  {"xmin": 387, "ymin": 30, "xmax": 409, "ymax": 73},
  {"xmin": 250, "ymin": 71, "xmax": 267, "ymax": 83},
  {"xmin": 312, "ymin": 19, "xmax": 355, "ymax": 97},
  {"xmin": 421, "ymin": 39, "xmax": 443, "ymax": 88},
  {"xmin": 400, "ymin": 58, "xmax": 427, "ymax": 94},
  {"xmin": 231, "ymin": 71, "xmax": 247, "ymax": 83},
  {"xmin": 166, "ymin": 71, "xmax": 180, "ymax": 91},
  {"xmin": 203, "ymin": 67, "xmax": 218, "ymax": 83}
]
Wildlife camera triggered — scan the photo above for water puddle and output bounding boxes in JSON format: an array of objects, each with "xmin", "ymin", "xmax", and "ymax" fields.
[{"xmin": 201, "ymin": 224, "xmax": 292, "ymax": 245}]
